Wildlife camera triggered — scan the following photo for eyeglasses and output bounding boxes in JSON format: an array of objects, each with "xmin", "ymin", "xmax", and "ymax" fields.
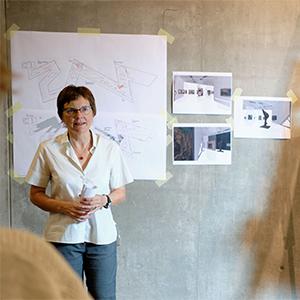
[{"xmin": 63, "ymin": 105, "xmax": 92, "ymax": 116}]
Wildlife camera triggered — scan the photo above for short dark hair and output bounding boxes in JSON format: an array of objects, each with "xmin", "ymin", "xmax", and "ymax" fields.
[{"xmin": 57, "ymin": 85, "xmax": 96, "ymax": 120}]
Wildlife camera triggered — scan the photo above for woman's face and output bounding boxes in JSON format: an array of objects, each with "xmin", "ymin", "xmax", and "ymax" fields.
[{"xmin": 62, "ymin": 96, "xmax": 94, "ymax": 135}]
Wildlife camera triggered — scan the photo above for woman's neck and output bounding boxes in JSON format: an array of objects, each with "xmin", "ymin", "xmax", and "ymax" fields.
[{"xmin": 68, "ymin": 130, "xmax": 91, "ymax": 147}]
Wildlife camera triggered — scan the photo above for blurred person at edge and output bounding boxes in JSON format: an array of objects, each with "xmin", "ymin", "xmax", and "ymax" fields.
[{"xmin": 25, "ymin": 85, "xmax": 133, "ymax": 300}]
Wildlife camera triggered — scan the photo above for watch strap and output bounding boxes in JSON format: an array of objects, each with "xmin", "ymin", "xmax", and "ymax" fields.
[{"xmin": 103, "ymin": 194, "xmax": 112, "ymax": 209}]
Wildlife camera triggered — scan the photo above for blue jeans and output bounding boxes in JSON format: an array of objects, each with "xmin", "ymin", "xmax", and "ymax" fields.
[{"xmin": 52, "ymin": 241, "xmax": 117, "ymax": 300}]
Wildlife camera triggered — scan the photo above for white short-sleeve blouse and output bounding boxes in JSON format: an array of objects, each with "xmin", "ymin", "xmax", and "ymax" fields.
[{"xmin": 25, "ymin": 130, "xmax": 134, "ymax": 245}]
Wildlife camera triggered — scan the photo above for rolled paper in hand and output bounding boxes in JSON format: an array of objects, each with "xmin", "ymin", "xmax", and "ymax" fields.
[{"xmin": 81, "ymin": 184, "xmax": 97, "ymax": 198}]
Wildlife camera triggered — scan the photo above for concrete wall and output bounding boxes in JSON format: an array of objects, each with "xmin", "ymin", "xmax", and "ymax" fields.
[
  {"xmin": 3, "ymin": 1, "xmax": 300, "ymax": 299},
  {"xmin": 0, "ymin": 0, "xmax": 10, "ymax": 226}
]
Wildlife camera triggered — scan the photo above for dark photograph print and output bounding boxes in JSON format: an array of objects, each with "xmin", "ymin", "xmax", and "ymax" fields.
[{"xmin": 173, "ymin": 123, "xmax": 232, "ymax": 165}]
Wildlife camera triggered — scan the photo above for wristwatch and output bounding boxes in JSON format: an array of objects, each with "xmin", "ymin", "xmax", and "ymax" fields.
[{"xmin": 103, "ymin": 194, "xmax": 112, "ymax": 209}]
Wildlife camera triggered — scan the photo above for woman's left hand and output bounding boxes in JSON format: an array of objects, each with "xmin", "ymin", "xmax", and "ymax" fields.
[{"xmin": 79, "ymin": 194, "xmax": 108, "ymax": 214}]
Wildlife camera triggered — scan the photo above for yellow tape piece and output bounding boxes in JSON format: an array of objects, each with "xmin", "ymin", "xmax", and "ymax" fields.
[
  {"xmin": 6, "ymin": 102, "xmax": 23, "ymax": 117},
  {"xmin": 6, "ymin": 133, "xmax": 14, "ymax": 144},
  {"xmin": 232, "ymin": 88, "xmax": 243, "ymax": 102},
  {"xmin": 158, "ymin": 28, "xmax": 175, "ymax": 44},
  {"xmin": 155, "ymin": 171, "xmax": 173, "ymax": 187},
  {"xmin": 4, "ymin": 23, "xmax": 20, "ymax": 40},
  {"xmin": 77, "ymin": 27, "xmax": 101, "ymax": 35},
  {"xmin": 8, "ymin": 169, "xmax": 24, "ymax": 185},
  {"xmin": 167, "ymin": 112, "xmax": 178, "ymax": 130},
  {"xmin": 160, "ymin": 110, "xmax": 167, "ymax": 118},
  {"xmin": 167, "ymin": 134, "xmax": 172, "ymax": 146},
  {"xmin": 287, "ymin": 89, "xmax": 298, "ymax": 104},
  {"xmin": 225, "ymin": 117, "xmax": 234, "ymax": 126}
]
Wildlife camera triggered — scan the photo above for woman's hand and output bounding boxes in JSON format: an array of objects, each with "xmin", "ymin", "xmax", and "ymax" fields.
[
  {"xmin": 63, "ymin": 200, "xmax": 93, "ymax": 222},
  {"xmin": 79, "ymin": 194, "xmax": 108, "ymax": 215},
  {"xmin": 67, "ymin": 194, "xmax": 108, "ymax": 222},
  {"xmin": 29, "ymin": 185, "xmax": 98, "ymax": 223},
  {"xmin": 29, "ymin": 185, "xmax": 125, "ymax": 223}
]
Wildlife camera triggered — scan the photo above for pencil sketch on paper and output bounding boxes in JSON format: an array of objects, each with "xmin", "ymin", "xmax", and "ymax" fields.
[
  {"xmin": 12, "ymin": 31, "xmax": 167, "ymax": 179},
  {"xmin": 66, "ymin": 59, "xmax": 157, "ymax": 103},
  {"xmin": 22, "ymin": 60, "xmax": 61, "ymax": 103},
  {"xmin": 22, "ymin": 112, "xmax": 63, "ymax": 139},
  {"xmin": 95, "ymin": 118, "xmax": 152, "ymax": 157},
  {"xmin": 22, "ymin": 58, "xmax": 158, "ymax": 104}
]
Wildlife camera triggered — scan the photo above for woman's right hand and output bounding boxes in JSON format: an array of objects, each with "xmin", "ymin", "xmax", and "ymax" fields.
[
  {"xmin": 30, "ymin": 185, "xmax": 93, "ymax": 222},
  {"xmin": 63, "ymin": 200, "xmax": 93, "ymax": 222}
]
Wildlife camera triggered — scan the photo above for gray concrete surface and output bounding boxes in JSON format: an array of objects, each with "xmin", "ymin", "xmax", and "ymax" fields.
[
  {"xmin": 0, "ymin": 0, "xmax": 10, "ymax": 227},
  {"xmin": 2, "ymin": 1, "xmax": 300, "ymax": 299}
]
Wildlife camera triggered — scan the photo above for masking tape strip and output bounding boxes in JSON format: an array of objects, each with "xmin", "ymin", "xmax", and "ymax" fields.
[
  {"xmin": 155, "ymin": 171, "xmax": 173, "ymax": 187},
  {"xmin": 287, "ymin": 89, "xmax": 298, "ymax": 104},
  {"xmin": 158, "ymin": 28, "xmax": 175, "ymax": 44},
  {"xmin": 6, "ymin": 102, "xmax": 23, "ymax": 117},
  {"xmin": 160, "ymin": 110, "xmax": 177, "ymax": 130},
  {"xmin": 4, "ymin": 23, "xmax": 20, "ymax": 40},
  {"xmin": 77, "ymin": 27, "xmax": 101, "ymax": 35},
  {"xmin": 160, "ymin": 110, "xmax": 167, "ymax": 118},
  {"xmin": 167, "ymin": 112, "xmax": 178, "ymax": 130},
  {"xmin": 167, "ymin": 134, "xmax": 172, "ymax": 146},
  {"xmin": 8, "ymin": 169, "xmax": 24, "ymax": 185},
  {"xmin": 6, "ymin": 133, "xmax": 14, "ymax": 144},
  {"xmin": 232, "ymin": 88, "xmax": 243, "ymax": 102},
  {"xmin": 225, "ymin": 117, "xmax": 234, "ymax": 127}
]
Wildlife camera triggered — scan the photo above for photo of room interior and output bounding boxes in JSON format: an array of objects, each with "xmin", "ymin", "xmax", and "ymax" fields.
[
  {"xmin": 234, "ymin": 97, "xmax": 291, "ymax": 139},
  {"xmin": 173, "ymin": 124, "xmax": 231, "ymax": 165},
  {"xmin": 172, "ymin": 72, "xmax": 232, "ymax": 115}
]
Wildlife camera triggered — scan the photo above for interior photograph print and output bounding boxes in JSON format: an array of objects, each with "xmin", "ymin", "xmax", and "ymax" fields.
[
  {"xmin": 173, "ymin": 123, "xmax": 232, "ymax": 165},
  {"xmin": 172, "ymin": 72, "xmax": 232, "ymax": 115},
  {"xmin": 234, "ymin": 96, "xmax": 291, "ymax": 139}
]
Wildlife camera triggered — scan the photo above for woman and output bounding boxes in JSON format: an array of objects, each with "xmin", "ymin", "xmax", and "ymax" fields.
[{"xmin": 25, "ymin": 85, "xmax": 133, "ymax": 300}]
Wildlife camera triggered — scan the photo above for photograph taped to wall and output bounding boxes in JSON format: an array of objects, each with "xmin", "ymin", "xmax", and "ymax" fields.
[
  {"xmin": 234, "ymin": 96, "xmax": 291, "ymax": 139},
  {"xmin": 173, "ymin": 123, "xmax": 232, "ymax": 165},
  {"xmin": 172, "ymin": 71, "xmax": 232, "ymax": 115}
]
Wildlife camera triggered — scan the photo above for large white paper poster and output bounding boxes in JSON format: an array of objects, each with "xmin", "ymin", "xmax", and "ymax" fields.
[{"xmin": 11, "ymin": 31, "xmax": 167, "ymax": 180}]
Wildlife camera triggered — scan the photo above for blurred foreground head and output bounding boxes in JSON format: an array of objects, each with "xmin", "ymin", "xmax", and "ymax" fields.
[
  {"xmin": 0, "ymin": 228, "xmax": 93, "ymax": 300},
  {"xmin": 0, "ymin": 62, "xmax": 10, "ymax": 92}
]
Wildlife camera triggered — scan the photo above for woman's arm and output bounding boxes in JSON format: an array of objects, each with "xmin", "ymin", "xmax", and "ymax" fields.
[
  {"xmin": 30, "ymin": 185, "xmax": 92, "ymax": 222},
  {"xmin": 109, "ymin": 186, "xmax": 126, "ymax": 206},
  {"xmin": 80, "ymin": 186, "xmax": 126, "ymax": 212}
]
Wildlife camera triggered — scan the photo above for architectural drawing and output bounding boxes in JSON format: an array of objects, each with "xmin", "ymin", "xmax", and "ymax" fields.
[
  {"xmin": 11, "ymin": 31, "xmax": 166, "ymax": 179},
  {"xmin": 95, "ymin": 118, "xmax": 152, "ymax": 156},
  {"xmin": 34, "ymin": 116, "xmax": 62, "ymax": 134},
  {"xmin": 22, "ymin": 58, "xmax": 158, "ymax": 104},
  {"xmin": 22, "ymin": 60, "xmax": 61, "ymax": 103},
  {"xmin": 22, "ymin": 113, "xmax": 62, "ymax": 138},
  {"xmin": 66, "ymin": 59, "xmax": 157, "ymax": 103},
  {"xmin": 22, "ymin": 113, "xmax": 41, "ymax": 135}
]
